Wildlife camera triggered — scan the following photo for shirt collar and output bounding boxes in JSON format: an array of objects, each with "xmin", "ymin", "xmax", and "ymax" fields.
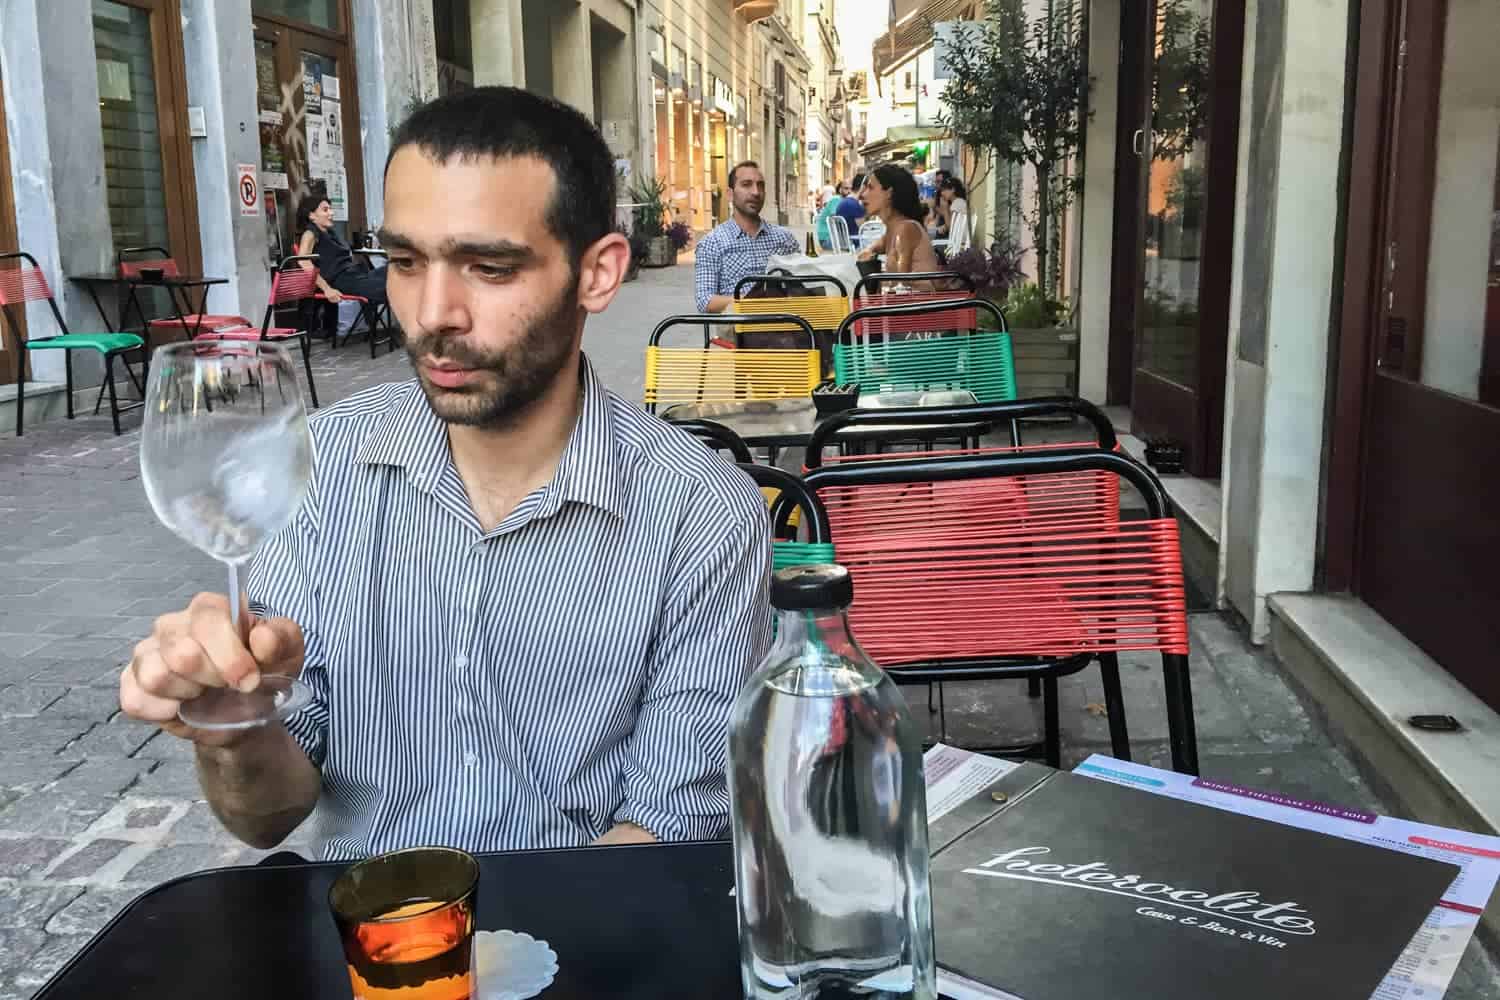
[{"xmin": 355, "ymin": 355, "xmax": 626, "ymax": 518}]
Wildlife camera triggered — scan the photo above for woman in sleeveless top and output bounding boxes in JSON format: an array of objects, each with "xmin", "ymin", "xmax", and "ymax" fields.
[
  {"xmin": 856, "ymin": 164, "xmax": 942, "ymax": 281},
  {"xmin": 295, "ymin": 197, "xmax": 388, "ymax": 304}
]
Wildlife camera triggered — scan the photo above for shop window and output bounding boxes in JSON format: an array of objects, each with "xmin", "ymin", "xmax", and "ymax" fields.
[{"xmin": 252, "ymin": 0, "xmax": 339, "ymax": 31}]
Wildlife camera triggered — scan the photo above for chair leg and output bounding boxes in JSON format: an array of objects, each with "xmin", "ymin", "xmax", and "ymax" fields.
[
  {"xmin": 64, "ymin": 352, "xmax": 75, "ymax": 419},
  {"xmin": 1161, "ymin": 653, "xmax": 1198, "ymax": 775},
  {"xmin": 1027, "ymin": 676, "xmax": 1042, "ymax": 699},
  {"xmin": 300, "ymin": 334, "xmax": 320, "ymax": 409},
  {"xmin": 1042, "ymin": 675, "xmax": 1061, "ymax": 769},
  {"xmin": 15, "ymin": 350, "xmax": 25, "ymax": 436},
  {"xmin": 1097, "ymin": 652, "xmax": 1132, "ymax": 761},
  {"xmin": 104, "ymin": 354, "xmax": 123, "ymax": 435}
]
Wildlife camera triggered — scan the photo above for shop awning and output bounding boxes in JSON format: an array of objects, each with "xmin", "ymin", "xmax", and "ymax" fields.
[{"xmin": 859, "ymin": 124, "xmax": 949, "ymax": 160}]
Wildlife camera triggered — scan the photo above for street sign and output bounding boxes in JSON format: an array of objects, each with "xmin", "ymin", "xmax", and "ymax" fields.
[{"xmin": 236, "ymin": 163, "xmax": 259, "ymax": 217}]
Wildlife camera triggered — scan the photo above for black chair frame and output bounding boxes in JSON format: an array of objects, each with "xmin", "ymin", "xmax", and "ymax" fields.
[
  {"xmin": 737, "ymin": 463, "xmax": 832, "ymax": 544},
  {"xmin": 803, "ymin": 447, "xmax": 1198, "ymax": 775},
  {"xmin": 1, "ymin": 251, "xmax": 144, "ymax": 436},
  {"xmin": 733, "ymin": 273, "xmax": 847, "ymax": 299},
  {"xmin": 852, "ymin": 271, "xmax": 977, "ymax": 297}
]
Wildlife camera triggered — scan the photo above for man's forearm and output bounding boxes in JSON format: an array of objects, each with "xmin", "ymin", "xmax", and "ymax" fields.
[
  {"xmin": 195, "ymin": 725, "xmax": 321, "ymax": 850},
  {"xmin": 705, "ymin": 294, "xmax": 732, "ymax": 313}
]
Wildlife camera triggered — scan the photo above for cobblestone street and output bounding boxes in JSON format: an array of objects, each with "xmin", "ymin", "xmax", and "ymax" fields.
[{"xmin": 0, "ymin": 264, "xmax": 1495, "ymax": 997}]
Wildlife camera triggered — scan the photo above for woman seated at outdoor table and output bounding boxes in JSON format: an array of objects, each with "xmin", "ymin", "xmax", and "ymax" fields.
[
  {"xmin": 295, "ymin": 195, "xmax": 388, "ymax": 306},
  {"xmin": 856, "ymin": 164, "xmax": 942, "ymax": 284}
]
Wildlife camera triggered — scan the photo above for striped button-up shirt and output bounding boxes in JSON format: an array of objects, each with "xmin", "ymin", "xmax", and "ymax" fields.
[
  {"xmin": 247, "ymin": 357, "xmax": 772, "ymax": 860},
  {"xmin": 693, "ymin": 217, "xmax": 801, "ymax": 310}
]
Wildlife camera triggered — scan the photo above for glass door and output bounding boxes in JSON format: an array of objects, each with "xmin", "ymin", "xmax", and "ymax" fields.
[
  {"xmin": 91, "ymin": 0, "xmax": 199, "ymax": 273},
  {"xmin": 252, "ymin": 14, "xmax": 366, "ymax": 263},
  {"xmin": 1125, "ymin": 0, "xmax": 1241, "ymax": 477}
]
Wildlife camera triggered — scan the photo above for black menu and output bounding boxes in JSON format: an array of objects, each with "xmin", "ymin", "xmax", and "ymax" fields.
[{"xmin": 931, "ymin": 769, "xmax": 1460, "ymax": 1000}]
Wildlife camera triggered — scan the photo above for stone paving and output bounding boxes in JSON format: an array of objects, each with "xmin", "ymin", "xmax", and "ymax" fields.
[{"xmin": 1, "ymin": 263, "xmax": 1496, "ymax": 997}]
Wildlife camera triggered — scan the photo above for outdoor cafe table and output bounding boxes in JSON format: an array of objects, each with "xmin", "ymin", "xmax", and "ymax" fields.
[
  {"xmin": 661, "ymin": 389, "xmax": 987, "ymax": 450},
  {"xmin": 33, "ymin": 841, "xmax": 744, "ymax": 999},
  {"xmin": 71, "ymin": 271, "xmax": 231, "ymax": 346}
]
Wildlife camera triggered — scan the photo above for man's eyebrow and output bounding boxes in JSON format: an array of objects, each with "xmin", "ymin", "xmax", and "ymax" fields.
[{"xmin": 374, "ymin": 232, "xmax": 536, "ymax": 262}]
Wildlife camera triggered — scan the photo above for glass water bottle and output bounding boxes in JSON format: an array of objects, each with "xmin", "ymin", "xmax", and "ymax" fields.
[{"xmin": 728, "ymin": 564, "xmax": 935, "ymax": 1000}]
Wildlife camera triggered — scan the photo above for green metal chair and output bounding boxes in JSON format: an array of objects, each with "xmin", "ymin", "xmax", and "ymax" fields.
[
  {"xmin": 833, "ymin": 296, "xmax": 1016, "ymax": 404},
  {"xmin": 1, "ymin": 251, "xmax": 145, "ymax": 436}
]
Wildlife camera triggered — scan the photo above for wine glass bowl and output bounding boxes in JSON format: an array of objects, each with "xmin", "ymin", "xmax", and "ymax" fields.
[{"xmin": 140, "ymin": 340, "xmax": 315, "ymax": 730}]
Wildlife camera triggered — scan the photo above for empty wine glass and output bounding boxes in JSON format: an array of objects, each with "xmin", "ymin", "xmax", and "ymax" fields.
[{"xmin": 140, "ymin": 340, "xmax": 315, "ymax": 730}]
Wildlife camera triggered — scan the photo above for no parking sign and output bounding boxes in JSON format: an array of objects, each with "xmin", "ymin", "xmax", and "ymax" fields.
[{"xmin": 236, "ymin": 163, "xmax": 259, "ymax": 217}]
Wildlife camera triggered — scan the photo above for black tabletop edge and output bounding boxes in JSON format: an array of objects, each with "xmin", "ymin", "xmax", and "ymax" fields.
[{"xmin": 32, "ymin": 837, "xmax": 732, "ymax": 998}]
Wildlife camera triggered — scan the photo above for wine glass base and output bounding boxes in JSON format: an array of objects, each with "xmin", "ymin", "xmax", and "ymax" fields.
[{"xmin": 177, "ymin": 674, "xmax": 314, "ymax": 731}]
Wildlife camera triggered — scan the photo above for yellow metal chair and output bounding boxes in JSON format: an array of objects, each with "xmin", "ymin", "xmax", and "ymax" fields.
[
  {"xmin": 731, "ymin": 274, "xmax": 851, "ymax": 378},
  {"xmin": 643, "ymin": 312, "xmax": 821, "ymax": 414}
]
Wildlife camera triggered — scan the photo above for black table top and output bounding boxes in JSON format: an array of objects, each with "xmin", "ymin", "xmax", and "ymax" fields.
[
  {"xmin": 71, "ymin": 273, "xmax": 229, "ymax": 287},
  {"xmin": 35, "ymin": 841, "xmax": 743, "ymax": 999}
]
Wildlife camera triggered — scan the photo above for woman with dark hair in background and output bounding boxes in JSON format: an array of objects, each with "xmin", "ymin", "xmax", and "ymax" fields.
[
  {"xmin": 935, "ymin": 176, "xmax": 969, "ymax": 241},
  {"xmin": 857, "ymin": 163, "xmax": 940, "ymax": 276},
  {"xmin": 295, "ymin": 196, "xmax": 388, "ymax": 305}
]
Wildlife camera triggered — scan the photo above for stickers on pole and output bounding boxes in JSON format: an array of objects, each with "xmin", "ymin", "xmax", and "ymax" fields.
[{"xmin": 236, "ymin": 164, "xmax": 259, "ymax": 217}]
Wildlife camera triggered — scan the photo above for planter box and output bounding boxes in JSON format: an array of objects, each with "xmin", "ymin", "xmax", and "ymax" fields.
[
  {"xmin": 641, "ymin": 236, "xmax": 675, "ymax": 268},
  {"xmin": 1010, "ymin": 326, "xmax": 1078, "ymax": 399}
]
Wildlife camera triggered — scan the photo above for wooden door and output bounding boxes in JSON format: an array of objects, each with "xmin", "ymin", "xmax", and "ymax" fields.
[
  {"xmin": 93, "ymin": 0, "xmax": 201, "ymax": 273},
  {"xmin": 252, "ymin": 8, "xmax": 368, "ymax": 260},
  {"xmin": 1329, "ymin": 0, "xmax": 1500, "ymax": 712},
  {"xmin": 0, "ymin": 65, "xmax": 21, "ymax": 385},
  {"xmin": 1122, "ymin": 0, "xmax": 1242, "ymax": 477}
]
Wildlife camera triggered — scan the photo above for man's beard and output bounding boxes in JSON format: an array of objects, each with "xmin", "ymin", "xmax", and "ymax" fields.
[
  {"xmin": 404, "ymin": 282, "xmax": 579, "ymax": 429},
  {"xmin": 735, "ymin": 197, "xmax": 763, "ymax": 221}
]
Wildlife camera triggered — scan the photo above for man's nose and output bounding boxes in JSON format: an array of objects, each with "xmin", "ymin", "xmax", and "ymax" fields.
[{"xmin": 414, "ymin": 264, "xmax": 468, "ymax": 337}]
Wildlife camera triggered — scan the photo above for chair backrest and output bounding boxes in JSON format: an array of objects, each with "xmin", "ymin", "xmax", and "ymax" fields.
[
  {"xmin": 732, "ymin": 273, "xmax": 851, "ymax": 335},
  {"xmin": 738, "ymin": 463, "xmax": 836, "ymax": 570},
  {"xmin": 858, "ymin": 219, "xmax": 886, "ymax": 246},
  {"xmin": 803, "ymin": 397, "xmax": 1119, "ymax": 470},
  {"xmin": 269, "ymin": 255, "xmax": 321, "ymax": 307},
  {"xmin": 118, "ymin": 246, "xmax": 182, "ymax": 278},
  {"xmin": 948, "ymin": 211, "xmax": 971, "ymax": 253},
  {"xmin": 853, "ymin": 272, "xmax": 977, "ymax": 299},
  {"xmin": 833, "ymin": 297, "xmax": 1016, "ymax": 403},
  {"xmin": 0, "ymin": 251, "xmax": 68, "ymax": 342},
  {"xmin": 644, "ymin": 313, "xmax": 822, "ymax": 413},
  {"xmin": 802, "ymin": 448, "xmax": 1185, "ymax": 665},
  {"xmin": 671, "ymin": 418, "xmax": 755, "ymax": 463},
  {"xmin": 827, "ymin": 214, "xmax": 853, "ymax": 254}
]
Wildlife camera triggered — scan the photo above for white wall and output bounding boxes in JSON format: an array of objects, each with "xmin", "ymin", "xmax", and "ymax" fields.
[
  {"xmin": 1221, "ymin": 0, "xmax": 1350, "ymax": 640},
  {"xmin": 1419, "ymin": 0, "xmax": 1499, "ymax": 401},
  {"xmin": 1075, "ymin": 0, "xmax": 1120, "ymax": 404}
]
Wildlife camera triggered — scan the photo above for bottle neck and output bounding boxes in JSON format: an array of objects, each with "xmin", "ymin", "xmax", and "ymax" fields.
[{"xmin": 770, "ymin": 605, "xmax": 865, "ymax": 666}]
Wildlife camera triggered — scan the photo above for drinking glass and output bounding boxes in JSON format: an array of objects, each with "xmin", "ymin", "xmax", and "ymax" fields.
[
  {"xmin": 329, "ymin": 847, "xmax": 480, "ymax": 1000},
  {"xmin": 140, "ymin": 340, "xmax": 314, "ymax": 730}
]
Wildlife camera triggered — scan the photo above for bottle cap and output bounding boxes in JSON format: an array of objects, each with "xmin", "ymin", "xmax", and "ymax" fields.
[{"xmin": 771, "ymin": 563, "xmax": 853, "ymax": 611}]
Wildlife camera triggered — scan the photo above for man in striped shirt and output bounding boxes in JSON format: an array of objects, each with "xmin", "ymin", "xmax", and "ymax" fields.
[{"xmin": 119, "ymin": 87, "xmax": 772, "ymax": 859}]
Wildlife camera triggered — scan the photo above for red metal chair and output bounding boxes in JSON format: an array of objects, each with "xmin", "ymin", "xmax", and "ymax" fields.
[
  {"xmin": 193, "ymin": 255, "xmax": 321, "ymax": 408},
  {"xmin": 0, "ymin": 251, "xmax": 145, "ymax": 436},
  {"xmin": 801, "ymin": 403, "xmax": 1197, "ymax": 774},
  {"xmin": 116, "ymin": 246, "xmax": 247, "ymax": 342}
]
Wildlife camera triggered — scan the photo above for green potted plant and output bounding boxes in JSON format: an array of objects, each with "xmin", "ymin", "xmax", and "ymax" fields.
[{"xmin": 626, "ymin": 174, "xmax": 674, "ymax": 267}]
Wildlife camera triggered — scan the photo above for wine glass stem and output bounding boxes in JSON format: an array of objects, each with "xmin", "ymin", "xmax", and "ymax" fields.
[{"xmin": 227, "ymin": 561, "xmax": 242, "ymax": 631}]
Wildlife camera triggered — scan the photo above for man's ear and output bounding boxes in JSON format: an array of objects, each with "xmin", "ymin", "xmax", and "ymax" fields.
[{"xmin": 577, "ymin": 231, "xmax": 631, "ymax": 315}]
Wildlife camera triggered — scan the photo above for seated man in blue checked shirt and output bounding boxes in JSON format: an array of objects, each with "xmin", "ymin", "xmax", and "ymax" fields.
[
  {"xmin": 119, "ymin": 87, "xmax": 773, "ymax": 860},
  {"xmin": 693, "ymin": 160, "xmax": 799, "ymax": 313}
]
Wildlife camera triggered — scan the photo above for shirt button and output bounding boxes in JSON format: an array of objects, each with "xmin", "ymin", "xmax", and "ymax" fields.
[
  {"xmin": 454, "ymin": 653, "xmax": 468, "ymax": 669},
  {"xmin": 463, "ymin": 751, "xmax": 478, "ymax": 767}
]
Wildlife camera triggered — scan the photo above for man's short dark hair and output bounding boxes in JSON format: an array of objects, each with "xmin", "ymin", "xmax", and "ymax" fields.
[
  {"xmin": 728, "ymin": 160, "xmax": 760, "ymax": 189},
  {"xmin": 387, "ymin": 87, "xmax": 615, "ymax": 271}
]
